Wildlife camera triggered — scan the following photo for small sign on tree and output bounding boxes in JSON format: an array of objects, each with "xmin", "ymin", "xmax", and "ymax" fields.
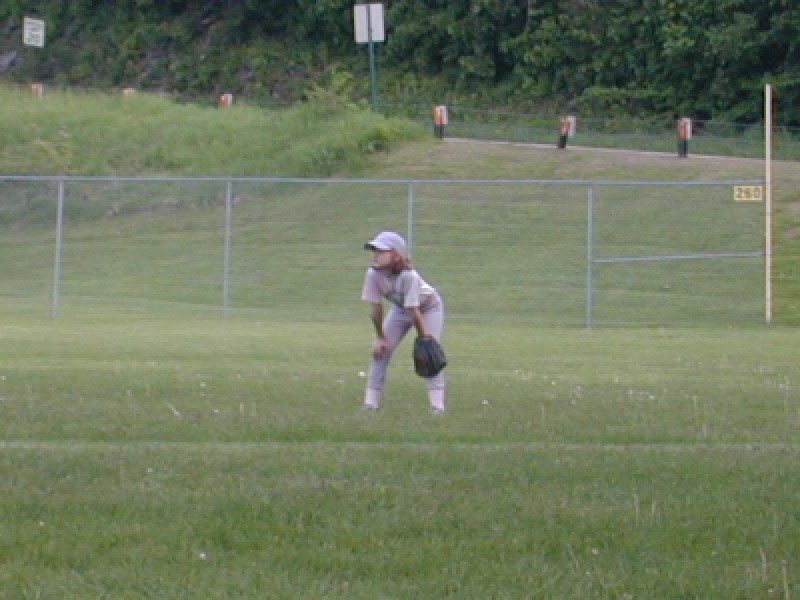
[{"xmin": 23, "ymin": 17, "xmax": 46, "ymax": 48}]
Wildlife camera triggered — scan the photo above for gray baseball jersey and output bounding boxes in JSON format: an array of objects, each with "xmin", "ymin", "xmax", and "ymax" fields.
[{"xmin": 361, "ymin": 267, "xmax": 439, "ymax": 310}]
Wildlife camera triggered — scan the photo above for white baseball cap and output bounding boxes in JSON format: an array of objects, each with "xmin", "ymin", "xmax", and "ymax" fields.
[{"xmin": 364, "ymin": 231, "xmax": 407, "ymax": 257}]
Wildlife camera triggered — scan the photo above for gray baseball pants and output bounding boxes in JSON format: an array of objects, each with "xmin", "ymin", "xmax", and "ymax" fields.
[{"xmin": 367, "ymin": 298, "xmax": 446, "ymax": 392}]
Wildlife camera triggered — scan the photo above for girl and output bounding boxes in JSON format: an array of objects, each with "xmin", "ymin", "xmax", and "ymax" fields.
[{"xmin": 361, "ymin": 231, "xmax": 446, "ymax": 413}]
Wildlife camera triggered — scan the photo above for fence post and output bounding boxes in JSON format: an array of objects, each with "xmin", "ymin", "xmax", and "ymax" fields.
[
  {"xmin": 585, "ymin": 185, "xmax": 595, "ymax": 328},
  {"xmin": 407, "ymin": 181, "xmax": 415, "ymax": 257},
  {"xmin": 52, "ymin": 179, "xmax": 65, "ymax": 319},
  {"xmin": 223, "ymin": 180, "xmax": 233, "ymax": 318},
  {"xmin": 677, "ymin": 117, "xmax": 691, "ymax": 157},
  {"xmin": 558, "ymin": 116, "xmax": 576, "ymax": 149},
  {"xmin": 558, "ymin": 117, "xmax": 570, "ymax": 148},
  {"xmin": 432, "ymin": 105, "xmax": 448, "ymax": 139}
]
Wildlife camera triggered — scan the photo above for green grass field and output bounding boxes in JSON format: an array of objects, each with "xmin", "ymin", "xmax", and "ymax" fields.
[
  {"xmin": 1, "ymin": 319, "xmax": 799, "ymax": 598},
  {"xmin": 1, "ymin": 88, "xmax": 799, "ymax": 598}
]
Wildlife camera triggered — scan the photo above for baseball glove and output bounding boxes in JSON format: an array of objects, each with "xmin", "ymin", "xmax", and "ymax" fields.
[{"xmin": 413, "ymin": 335, "xmax": 447, "ymax": 378}]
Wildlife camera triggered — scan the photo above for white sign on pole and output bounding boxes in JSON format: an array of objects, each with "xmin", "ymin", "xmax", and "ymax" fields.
[
  {"xmin": 354, "ymin": 3, "xmax": 385, "ymax": 43},
  {"xmin": 23, "ymin": 17, "xmax": 46, "ymax": 48}
]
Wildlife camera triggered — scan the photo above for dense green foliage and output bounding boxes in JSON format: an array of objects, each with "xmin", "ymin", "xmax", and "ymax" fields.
[{"xmin": 1, "ymin": 1, "xmax": 798, "ymax": 124}]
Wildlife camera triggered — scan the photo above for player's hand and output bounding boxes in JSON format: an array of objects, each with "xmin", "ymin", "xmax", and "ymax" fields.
[{"xmin": 372, "ymin": 337, "xmax": 389, "ymax": 359}]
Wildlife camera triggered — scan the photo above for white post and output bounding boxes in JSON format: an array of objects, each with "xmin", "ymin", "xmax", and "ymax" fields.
[{"xmin": 765, "ymin": 84, "xmax": 773, "ymax": 324}]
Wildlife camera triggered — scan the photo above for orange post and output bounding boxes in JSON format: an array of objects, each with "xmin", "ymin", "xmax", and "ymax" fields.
[
  {"xmin": 677, "ymin": 117, "xmax": 692, "ymax": 157},
  {"xmin": 432, "ymin": 105, "xmax": 448, "ymax": 139},
  {"xmin": 557, "ymin": 118, "xmax": 570, "ymax": 148}
]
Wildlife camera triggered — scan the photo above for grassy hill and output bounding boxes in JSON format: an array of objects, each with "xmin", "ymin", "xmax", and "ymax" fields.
[
  {"xmin": 0, "ymin": 85, "xmax": 798, "ymax": 325},
  {"xmin": 0, "ymin": 84, "xmax": 425, "ymax": 176}
]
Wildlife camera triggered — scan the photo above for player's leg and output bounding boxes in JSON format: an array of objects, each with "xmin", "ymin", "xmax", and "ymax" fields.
[
  {"xmin": 421, "ymin": 302, "xmax": 447, "ymax": 412},
  {"xmin": 364, "ymin": 307, "xmax": 412, "ymax": 409}
]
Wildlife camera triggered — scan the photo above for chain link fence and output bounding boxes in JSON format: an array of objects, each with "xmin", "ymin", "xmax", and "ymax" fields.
[{"xmin": 0, "ymin": 175, "xmax": 766, "ymax": 327}]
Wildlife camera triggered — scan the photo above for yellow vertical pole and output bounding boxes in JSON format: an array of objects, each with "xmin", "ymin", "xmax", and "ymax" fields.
[{"xmin": 765, "ymin": 84, "xmax": 773, "ymax": 324}]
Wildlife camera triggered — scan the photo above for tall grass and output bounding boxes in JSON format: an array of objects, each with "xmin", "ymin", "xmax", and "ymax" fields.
[{"xmin": 0, "ymin": 84, "xmax": 425, "ymax": 176}]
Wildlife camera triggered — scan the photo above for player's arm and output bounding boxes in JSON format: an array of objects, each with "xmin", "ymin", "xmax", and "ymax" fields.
[
  {"xmin": 410, "ymin": 306, "xmax": 428, "ymax": 338},
  {"xmin": 402, "ymin": 272, "xmax": 428, "ymax": 337},
  {"xmin": 370, "ymin": 302, "xmax": 390, "ymax": 359},
  {"xmin": 370, "ymin": 302, "xmax": 385, "ymax": 338}
]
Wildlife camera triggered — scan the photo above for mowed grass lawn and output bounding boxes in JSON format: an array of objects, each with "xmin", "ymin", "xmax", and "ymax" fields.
[
  {"xmin": 1, "ymin": 317, "xmax": 799, "ymax": 599},
  {"xmin": 1, "ymin": 91, "xmax": 800, "ymax": 597}
]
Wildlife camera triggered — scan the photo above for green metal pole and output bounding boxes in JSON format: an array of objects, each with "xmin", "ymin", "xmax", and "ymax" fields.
[{"xmin": 368, "ymin": 39, "xmax": 378, "ymax": 111}]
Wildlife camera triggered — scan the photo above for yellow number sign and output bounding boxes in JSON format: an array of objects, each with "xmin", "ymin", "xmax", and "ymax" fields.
[{"xmin": 733, "ymin": 185, "xmax": 763, "ymax": 202}]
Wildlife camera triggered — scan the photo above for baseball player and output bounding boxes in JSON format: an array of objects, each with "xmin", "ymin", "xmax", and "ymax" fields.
[{"xmin": 361, "ymin": 231, "xmax": 447, "ymax": 413}]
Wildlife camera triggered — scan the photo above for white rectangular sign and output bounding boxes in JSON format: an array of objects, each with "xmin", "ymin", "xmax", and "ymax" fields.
[
  {"xmin": 23, "ymin": 17, "xmax": 46, "ymax": 48},
  {"xmin": 354, "ymin": 3, "xmax": 385, "ymax": 43}
]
